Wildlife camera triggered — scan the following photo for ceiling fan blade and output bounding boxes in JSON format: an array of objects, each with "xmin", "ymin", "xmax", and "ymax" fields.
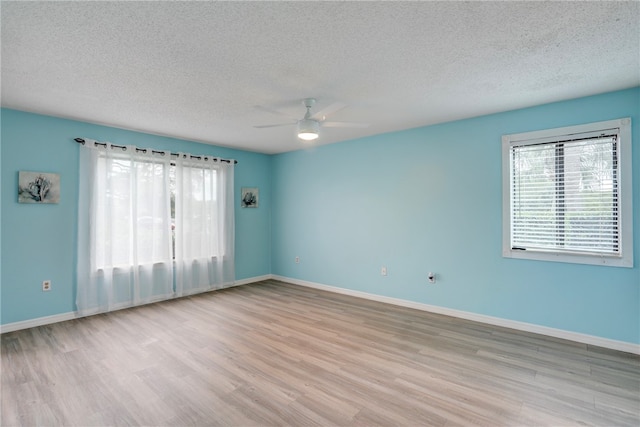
[
  {"xmin": 254, "ymin": 105, "xmax": 296, "ymax": 120},
  {"xmin": 310, "ymin": 102, "xmax": 347, "ymax": 121},
  {"xmin": 321, "ymin": 121, "xmax": 370, "ymax": 128},
  {"xmin": 253, "ymin": 122, "xmax": 296, "ymax": 129}
]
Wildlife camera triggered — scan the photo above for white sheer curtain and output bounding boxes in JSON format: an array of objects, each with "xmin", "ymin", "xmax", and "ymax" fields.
[
  {"xmin": 174, "ymin": 154, "xmax": 235, "ymax": 296},
  {"xmin": 77, "ymin": 143, "xmax": 174, "ymax": 315}
]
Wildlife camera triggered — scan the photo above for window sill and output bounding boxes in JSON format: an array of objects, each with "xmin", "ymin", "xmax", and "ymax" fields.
[{"xmin": 503, "ymin": 248, "xmax": 632, "ymax": 268}]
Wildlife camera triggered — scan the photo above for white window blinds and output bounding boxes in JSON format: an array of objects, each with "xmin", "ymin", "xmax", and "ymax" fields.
[
  {"xmin": 509, "ymin": 133, "xmax": 620, "ymax": 256},
  {"xmin": 503, "ymin": 118, "xmax": 632, "ymax": 267}
]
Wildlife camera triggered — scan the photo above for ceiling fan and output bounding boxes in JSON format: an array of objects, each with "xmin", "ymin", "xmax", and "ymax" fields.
[{"xmin": 254, "ymin": 98, "xmax": 369, "ymax": 141}]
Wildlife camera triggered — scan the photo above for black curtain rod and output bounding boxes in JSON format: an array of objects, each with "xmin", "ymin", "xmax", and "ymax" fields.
[{"xmin": 73, "ymin": 138, "xmax": 238, "ymax": 164}]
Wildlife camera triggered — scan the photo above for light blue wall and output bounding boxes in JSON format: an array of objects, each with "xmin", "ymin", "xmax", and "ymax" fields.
[
  {"xmin": 1, "ymin": 109, "xmax": 271, "ymax": 325},
  {"xmin": 272, "ymin": 88, "xmax": 640, "ymax": 345},
  {"xmin": 2, "ymin": 88, "xmax": 639, "ymax": 345}
]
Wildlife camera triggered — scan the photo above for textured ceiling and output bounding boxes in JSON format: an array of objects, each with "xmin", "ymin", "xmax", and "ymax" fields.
[{"xmin": 2, "ymin": 1, "xmax": 639, "ymax": 154}]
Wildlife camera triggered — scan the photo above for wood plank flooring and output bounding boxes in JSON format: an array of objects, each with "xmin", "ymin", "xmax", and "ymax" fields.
[{"xmin": 2, "ymin": 279, "xmax": 639, "ymax": 426}]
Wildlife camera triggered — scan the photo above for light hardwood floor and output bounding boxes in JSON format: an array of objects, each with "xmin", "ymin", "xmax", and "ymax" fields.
[{"xmin": 2, "ymin": 280, "xmax": 639, "ymax": 426}]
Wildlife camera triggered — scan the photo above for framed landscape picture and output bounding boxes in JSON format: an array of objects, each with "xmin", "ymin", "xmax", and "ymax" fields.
[{"xmin": 18, "ymin": 171, "xmax": 60, "ymax": 204}]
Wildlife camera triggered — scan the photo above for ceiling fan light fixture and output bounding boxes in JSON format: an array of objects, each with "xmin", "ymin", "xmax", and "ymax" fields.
[{"xmin": 297, "ymin": 119, "xmax": 320, "ymax": 141}]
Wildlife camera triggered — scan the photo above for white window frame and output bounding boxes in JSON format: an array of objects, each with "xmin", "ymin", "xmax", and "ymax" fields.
[{"xmin": 502, "ymin": 118, "xmax": 633, "ymax": 267}]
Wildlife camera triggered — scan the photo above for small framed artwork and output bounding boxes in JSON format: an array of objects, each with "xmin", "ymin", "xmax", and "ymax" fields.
[
  {"xmin": 241, "ymin": 187, "xmax": 258, "ymax": 208},
  {"xmin": 18, "ymin": 171, "xmax": 60, "ymax": 204}
]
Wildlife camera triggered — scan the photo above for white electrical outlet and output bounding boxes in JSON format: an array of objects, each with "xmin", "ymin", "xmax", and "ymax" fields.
[
  {"xmin": 428, "ymin": 272, "xmax": 436, "ymax": 284},
  {"xmin": 42, "ymin": 280, "xmax": 51, "ymax": 291},
  {"xmin": 295, "ymin": 256, "xmax": 300, "ymax": 264},
  {"xmin": 381, "ymin": 266, "xmax": 387, "ymax": 276}
]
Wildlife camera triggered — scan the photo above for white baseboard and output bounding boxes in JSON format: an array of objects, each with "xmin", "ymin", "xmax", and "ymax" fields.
[
  {"xmin": 0, "ymin": 312, "xmax": 79, "ymax": 334},
  {"xmin": 272, "ymin": 275, "xmax": 640, "ymax": 355},
  {"xmin": 0, "ymin": 275, "xmax": 272, "ymax": 334},
  {"xmin": 233, "ymin": 274, "xmax": 272, "ymax": 287}
]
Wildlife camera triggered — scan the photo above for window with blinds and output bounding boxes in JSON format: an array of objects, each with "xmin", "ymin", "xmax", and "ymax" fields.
[{"xmin": 502, "ymin": 118, "xmax": 632, "ymax": 267}]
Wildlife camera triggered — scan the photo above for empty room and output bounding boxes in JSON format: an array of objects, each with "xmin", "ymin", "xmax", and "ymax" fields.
[{"xmin": 1, "ymin": 1, "xmax": 639, "ymax": 426}]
